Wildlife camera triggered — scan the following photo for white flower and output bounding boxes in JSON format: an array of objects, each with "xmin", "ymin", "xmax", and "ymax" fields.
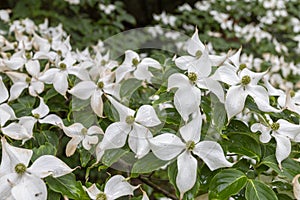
[
  {"xmin": 85, "ymin": 175, "xmax": 138, "ymax": 200},
  {"xmin": 174, "ymin": 29, "xmax": 226, "ymax": 103},
  {"xmin": 115, "ymin": 50, "xmax": 161, "ymax": 83},
  {"xmin": 167, "ymin": 73, "xmax": 201, "ymax": 122},
  {"xmin": 39, "ymin": 52, "xmax": 89, "ymax": 97},
  {"xmin": 213, "ymin": 66, "xmax": 279, "ymax": 120},
  {"xmin": 96, "ymin": 96, "xmax": 161, "ymax": 161},
  {"xmin": 62, "ymin": 123, "xmax": 103, "ymax": 157},
  {"xmin": 68, "ymin": 71, "xmax": 119, "ymax": 117},
  {"xmin": 1, "ymin": 97, "xmax": 63, "ymax": 143},
  {"xmin": 251, "ymin": 118, "xmax": 300, "ymax": 168},
  {"xmin": 149, "ymin": 111, "xmax": 232, "ymax": 198},
  {"xmin": 0, "ymin": 137, "xmax": 73, "ymax": 200},
  {"xmin": 6, "ymin": 60, "xmax": 44, "ymax": 101}
]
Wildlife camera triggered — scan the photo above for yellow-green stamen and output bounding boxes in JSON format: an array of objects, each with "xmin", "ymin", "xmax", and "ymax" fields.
[
  {"xmin": 271, "ymin": 122, "xmax": 280, "ymax": 131},
  {"xmin": 186, "ymin": 141, "xmax": 195, "ymax": 151},
  {"xmin": 241, "ymin": 75, "xmax": 251, "ymax": 85},
  {"xmin": 125, "ymin": 115, "xmax": 135, "ymax": 124},
  {"xmin": 15, "ymin": 163, "xmax": 27, "ymax": 174}
]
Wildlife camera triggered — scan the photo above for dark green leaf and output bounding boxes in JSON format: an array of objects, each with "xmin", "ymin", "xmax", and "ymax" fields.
[
  {"xmin": 245, "ymin": 180, "xmax": 278, "ymax": 200},
  {"xmin": 120, "ymin": 78, "xmax": 142, "ymax": 98},
  {"xmin": 131, "ymin": 153, "xmax": 169, "ymax": 174},
  {"xmin": 209, "ymin": 169, "xmax": 248, "ymax": 199},
  {"xmin": 46, "ymin": 174, "xmax": 89, "ymax": 200}
]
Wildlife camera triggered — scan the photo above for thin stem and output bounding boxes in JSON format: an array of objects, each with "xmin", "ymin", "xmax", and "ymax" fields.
[{"xmin": 139, "ymin": 176, "xmax": 178, "ymax": 200}]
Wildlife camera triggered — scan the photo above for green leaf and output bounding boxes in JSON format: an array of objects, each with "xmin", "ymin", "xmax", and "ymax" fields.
[
  {"xmin": 101, "ymin": 148, "xmax": 130, "ymax": 167},
  {"xmin": 212, "ymin": 99, "xmax": 227, "ymax": 133},
  {"xmin": 120, "ymin": 78, "xmax": 142, "ymax": 98},
  {"xmin": 31, "ymin": 142, "xmax": 57, "ymax": 162},
  {"xmin": 245, "ymin": 180, "xmax": 278, "ymax": 200},
  {"xmin": 46, "ymin": 174, "xmax": 89, "ymax": 200},
  {"xmin": 261, "ymin": 155, "xmax": 300, "ymax": 180},
  {"xmin": 209, "ymin": 169, "xmax": 248, "ymax": 199},
  {"xmin": 131, "ymin": 153, "xmax": 169, "ymax": 173},
  {"xmin": 79, "ymin": 148, "xmax": 92, "ymax": 167},
  {"xmin": 10, "ymin": 95, "xmax": 36, "ymax": 117},
  {"xmin": 225, "ymin": 132, "xmax": 261, "ymax": 161}
]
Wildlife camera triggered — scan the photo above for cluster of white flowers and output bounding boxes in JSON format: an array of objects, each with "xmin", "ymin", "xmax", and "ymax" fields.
[{"xmin": 1, "ymin": 1, "xmax": 300, "ymax": 198}]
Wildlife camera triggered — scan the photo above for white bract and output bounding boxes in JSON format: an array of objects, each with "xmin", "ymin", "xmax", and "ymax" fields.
[
  {"xmin": 85, "ymin": 175, "xmax": 138, "ymax": 200},
  {"xmin": 1, "ymin": 97, "xmax": 63, "ymax": 143},
  {"xmin": 96, "ymin": 96, "xmax": 161, "ymax": 161},
  {"xmin": 149, "ymin": 111, "xmax": 232, "ymax": 199},
  {"xmin": 0, "ymin": 137, "xmax": 73, "ymax": 200},
  {"xmin": 68, "ymin": 71, "xmax": 119, "ymax": 117},
  {"xmin": 213, "ymin": 66, "xmax": 279, "ymax": 120},
  {"xmin": 251, "ymin": 118, "xmax": 300, "ymax": 168},
  {"xmin": 62, "ymin": 123, "xmax": 103, "ymax": 157},
  {"xmin": 115, "ymin": 50, "xmax": 161, "ymax": 83}
]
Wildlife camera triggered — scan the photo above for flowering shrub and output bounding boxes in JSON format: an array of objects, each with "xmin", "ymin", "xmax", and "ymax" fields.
[{"xmin": 0, "ymin": 1, "xmax": 300, "ymax": 199}]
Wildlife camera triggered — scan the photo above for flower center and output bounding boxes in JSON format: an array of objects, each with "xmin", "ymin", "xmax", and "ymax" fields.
[
  {"xmin": 132, "ymin": 58, "xmax": 139, "ymax": 66},
  {"xmin": 15, "ymin": 163, "xmax": 27, "ymax": 174},
  {"xmin": 59, "ymin": 63, "xmax": 67, "ymax": 70},
  {"xmin": 101, "ymin": 60, "xmax": 107, "ymax": 66},
  {"xmin": 188, "ymin": 72, "xmax": 198, "ymax": 83},
  {"xmin": 195, "ymin": 50, "xmax": 202, "ymax": 58},
  {"xmin": 33, "ymin": 113, "xmax": 40, "ymax": 119},
  {"xmin": 96, "ymin": 193, "xmax": 107, "ymax": 200},
  {"xmin": 81, "ymin": 127, "xmax": 88, "ymax": 135},
  {"xmin": 25, "ymin": 77, "xmax": 31, "ymax": 83},
  {"xmin": 239, "ymin": 63, "xmax": 247, "ymax": 70},
  {"xmin": 57, "ymin": 50, "xmax": 62, "ymax": 56},
  {"xmin": 25, "ymin": 51, "xmax": 31, "ymax": 59},
  {"xmin": 125, "ymin": 115, "xmax": 135, "ymax": 124},
  {"xmin": 271, "ymin": 122, "xmax": 280, "ymax": 131},
  {"xmin": 241, "ymin": 75, "xmax": 251, "ymax": 85},
  {"xmin": 97, "ymin": 81, "xmax": 104, "ymax": 89},
  {"xmin": 186, "ymin": 140, "xmax": 195, "ymax": 151},
  {"xmin": 290, "ymin": 90, "xmax": 295, "ymax": 98}
]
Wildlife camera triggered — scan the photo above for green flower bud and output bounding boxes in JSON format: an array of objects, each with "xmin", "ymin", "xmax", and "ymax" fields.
[
  {"xmin": 271, "ymin": 122, "xmax": 280, "ymax": 131},
  {"xmin": 96, "ymin": 193, "xmax": 107, "ymax": 200},
  {"xmin": 97, "ymin": 81, "xmax": 104, "ymax": 89},
  {"xmin": 239, "ymin": 63, "xmax": 247, "ymax": 70},
  {"xmin": 15, "ymin": 163, "xmax": 27, "ymax": 174},
  {"xmin": 195, "ymin": 50, "xmax": 202, "ymax": 58},
  {"xmin": 241, "ymin": 75, "xmax": 251, "ymax": 85},
  {"xmin": 132, "ymin": 58, "xmax": 139, "ymax": 66},
  {"xmin": 188, "ymin": 72, "xmax": 198, "ymax": 83},
  {"xmin": 186, "ymin": 141, "xmax": 195, "ymax": 151},
  {"xmin": 126, "ymin": 115, "xmax": 135, "ymax": 124}
]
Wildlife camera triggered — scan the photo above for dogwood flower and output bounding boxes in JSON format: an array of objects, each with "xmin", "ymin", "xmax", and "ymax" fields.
[
  {"xmin": 167, "ymin": 73, "xmax": 201, "ymax": 122},
  {"xmin": 6, "ymin": 60, "xmax": 44, "ymax": 101},
  {"xmin": 68, "ymin": 71, "xmax": 119, "ymax": 117},
  {"xmin": 96, "ymin": 96, "xmax": 161, "ymax": 161},
  {"xmin": 213, "ymin": 66, "xmax": 279, "ymax": 120},
  {"xmin": 251, "ymin": 118, "xmax": 300, "ymax": 168},
  {"xmin": 175, "ymin": 28, "xmax": 227, "ymax": 72},
  {"xmin": 85, "ymin": 175, "xmax": 138, "ymax": 200},
  {"xmin": 62, "ymin": 123, "xmax": 103, "ymax": 157},
  {"xmin": 149, "ymin": 111, "xmax": 232, "ymax": 199},
  {"xmin": 0, "ymin": 137, "xmax": 73, "ymax": 200},
  {"xmin": 1, "ymin": 97, "xmax": 63, "ymax": 143},
  {"xmin": 39, "ymin": 52, "xmax": 89, "ymax": 97},
  {"xmin": 173, "ymin": 29, "xmax": 226, "ymax": 104},
  {"xmin": 115, "ymin": 50, "xmax": 161, "ymax": 83}
]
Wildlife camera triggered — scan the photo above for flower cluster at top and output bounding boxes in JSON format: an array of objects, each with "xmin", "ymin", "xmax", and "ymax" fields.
[{"xmin": 0, "ymin": 2, "xmax": 300, "ymax": 199}]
